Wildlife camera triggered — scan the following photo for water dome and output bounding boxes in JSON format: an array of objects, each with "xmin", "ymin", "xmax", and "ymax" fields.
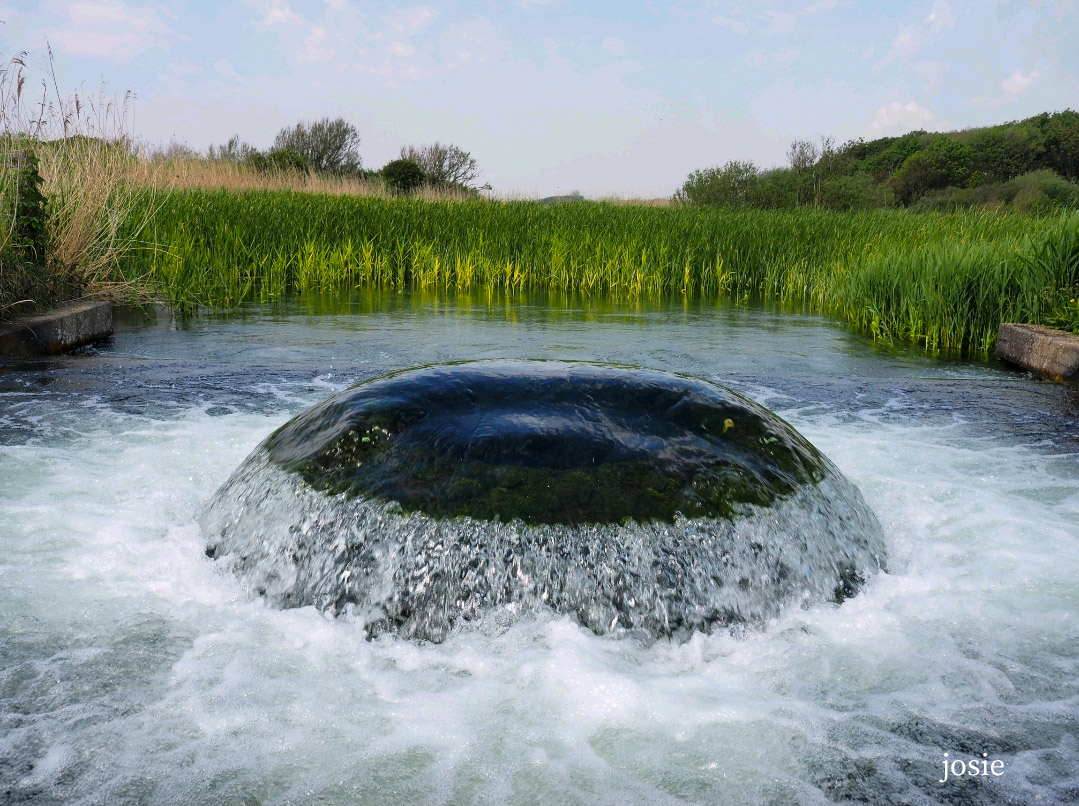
[{"xmin": 202, "ymin": 361, "xmax": 885, "ymax": 641}]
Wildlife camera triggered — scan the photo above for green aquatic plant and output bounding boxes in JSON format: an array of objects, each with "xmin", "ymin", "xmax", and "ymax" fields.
[{"xmin": 115, "ymin": 189, "xmax": 1079, "ymax": 355}]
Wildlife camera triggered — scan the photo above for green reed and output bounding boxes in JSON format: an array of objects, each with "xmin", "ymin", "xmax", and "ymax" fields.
[{"xmin": 116, "ymin": 190, "xmax": 1079, "ymax": 355}]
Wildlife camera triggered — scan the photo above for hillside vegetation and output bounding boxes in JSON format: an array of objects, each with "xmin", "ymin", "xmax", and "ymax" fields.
[{"xmin": 677, "ymin": 110, "xmax": 1079, "ymax": 213}]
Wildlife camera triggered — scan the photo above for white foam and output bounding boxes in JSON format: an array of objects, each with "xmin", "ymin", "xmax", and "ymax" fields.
[{"xmin": 3, "ymin": 386, "xmax": 1078, "ymax": 804}]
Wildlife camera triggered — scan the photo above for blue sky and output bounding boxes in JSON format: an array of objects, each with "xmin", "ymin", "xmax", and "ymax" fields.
[{"xmin": 3, "ymin": 1, "xmax": 1077, "ymax": 196}]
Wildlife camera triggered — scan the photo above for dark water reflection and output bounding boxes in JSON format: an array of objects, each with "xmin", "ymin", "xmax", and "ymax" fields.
[{"xmin": 1, "ymin": 290, "xmax": 1075, "ymax": 451}]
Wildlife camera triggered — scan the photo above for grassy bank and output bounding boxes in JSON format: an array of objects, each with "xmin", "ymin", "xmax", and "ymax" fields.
[
  {"xmin": 0, "ymin": 136, "xmax": 155, "ymax": 318},
  {"xmin": 117, "ymin": 190, "xmax": 1079, "ymax": 355},
  {"xmin": 0, "ymin": 52, "xmax": 154, "ymax": 319}
]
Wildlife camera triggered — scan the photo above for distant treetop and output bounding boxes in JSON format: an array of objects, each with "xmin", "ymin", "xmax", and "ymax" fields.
[
  {"xmin": 399, "ymin": 142, "xmax": 479, "ymax": 189},
  {"xmin": 273, "ymin": 118, "xmax": 362, "ymax": 175}
]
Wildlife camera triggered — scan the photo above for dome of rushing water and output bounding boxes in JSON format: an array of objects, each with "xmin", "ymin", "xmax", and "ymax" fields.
[{"xmin": 201, "ymin": 361, "xmax": 886, "ymax": 641}]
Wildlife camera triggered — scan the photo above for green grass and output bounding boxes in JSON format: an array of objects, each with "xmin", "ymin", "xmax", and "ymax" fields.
[{"xmin": 116, "ymin": 190, "xmax": 1079, "ymax": 355}]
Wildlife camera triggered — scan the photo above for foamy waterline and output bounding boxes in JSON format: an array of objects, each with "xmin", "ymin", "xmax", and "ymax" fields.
[{"xmin": 3, "ymin": 328, "xmax": 1078, "ymax": 804}]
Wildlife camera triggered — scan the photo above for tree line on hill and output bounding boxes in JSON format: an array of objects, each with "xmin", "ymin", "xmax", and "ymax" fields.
[
  {"xmin": 204, "ymin": 117, "xmax": 484, "ymax": 195},
  {"xmin": 677, "ymin": 110, "xmax": 1079, "ymax": 212}
]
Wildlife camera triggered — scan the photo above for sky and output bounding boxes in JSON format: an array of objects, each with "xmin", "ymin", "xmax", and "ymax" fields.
[{"xmin": 2, "ymin": 0, "xmax": 1078, "ymax": 197}]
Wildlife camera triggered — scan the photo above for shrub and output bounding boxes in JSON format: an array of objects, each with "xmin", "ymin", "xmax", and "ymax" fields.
[
  {"xmin": 272, "ymin": 118, "xmax": 362, "ymax": 175},
  {"xmin": 889, "ymin": 138, "xmax": 974, "ymax": 204},
  {"xmin": 3, "ymin": 148, "xmax": 47, "ymax": 265},
  {"xmin": 380, "ymin": 158, "xmax": 425, "ymax": 193},
  {"xmin": 207, "ymin": 135, "xmax": 259, "ymax": 163},
  {"xmin": 963, "ymin": 125, "xmax": 1045, "ymax": 183},
  {"xmin": 674, "ymin": 161, "xmax": 761, "ymax": 206},
  {"xmin": 819, "ymin": 172, "xmax": 894, "ymax": 211},
  {"xmin": 911, "ymin": 170, "xmax": 1079, "ymax": 213},
  {"xmin": 1009, "ymin": 170, "xmax": 1079, "ymax": 212},
  {"xmin": 1042, "ymin": 110, "xmax": 1079, "ymax": 180},
  {"xmin": 246, "ymin": 148, "xmax": 310, "ymax": 174},
  {"xmin": 0, "ymin": 146, "xmax": 51, "ymax": 314},
  {"xmin": 400, "ymin": 143, "xmax": 479, "ymax": 189}
]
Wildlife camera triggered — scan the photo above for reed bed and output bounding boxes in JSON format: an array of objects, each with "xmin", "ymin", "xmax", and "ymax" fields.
[
  {"xmin": 131, "ymin": 157, "xmax": 388, "ymax": 197},
  {"xmin": 129, "ymin": 156, "xmax": 482, "ymax": 201},
  {"xmin": 117, "ymin": 190, "xmax": 1079, "ymax": 354},
  {"xmin": 1, "ymin": 50, "xmax": 155, "ymax": 315}
]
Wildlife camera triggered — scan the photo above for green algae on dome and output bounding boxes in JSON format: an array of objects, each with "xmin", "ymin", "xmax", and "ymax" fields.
[
  {"xmin": 203, "ymin": 360, "xmax": 888, "ymax": 641},
  {"xmin": 264, "ymin": 361, "xmax": 830, "ymax": 526}
]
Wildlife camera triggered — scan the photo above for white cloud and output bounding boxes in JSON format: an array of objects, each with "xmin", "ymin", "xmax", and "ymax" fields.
[
  {"xmin": 383, "ymin": 6, "xmax": 437, "ymax": 36},
  {"xmin": 299, "ymin": 26, "xmax": 334, "ymax": 62},
  {"xmin": 60, "ymin": 0, "xmax": 172, "ymax": 32},
  {"xmin": 773, "ymin": 0, "xmax": 838, "ymax": 34},
  {"xmin": 802, "ymin": 0, "xmax": 838, "ymax": 13},
  {"xmin": 214, "ymin": 59, "xmax": 237, "ymax": 79},
  {"xmin": 49, "ymin": 30, "xmax": 142, "ymax": 61},
  {"xmin": 886, "ymin": 0, "xmax": 954, "ymax": 61},
  {"xmin": 439, "ymin": 18, "xmax": 507, "ymax": 66},
  {"xmin": 966, "ymin": 68, "xmax": 1041, "ymax": 110},
  {"xmin": 713, "ymin": 1, "xmax": 834, "ymax": 38},
  {"xmin": 912, "ymin": 59, "xmax": 948, "ymax": 94},
  {"xmin": 766, "ymin": 10, "xmax": 798, "ymax": 35},
  {"xmin": 233, "ymin": 0, "xmax": 442, "ymax": 85},
  {"xmin": 46, "ymin": 0, "xmax": 175, "ymax": 62},
  {"xmin": 891, "ymin": 28, "xmax": 916, "ymax": 55},
  {"xmin": 243, "ymin": 0, "xmax": 301, "ymax": 27},
  {"xmin": 601, "ymin": 37, "xmax": 627, "ymax": 57},
  {"xmin": 864, "ymin": 100, "xmax": 935, "ymax": 138},
  {"xmin": 166, "ymin": 60, "xmax": 202, "ymax": 76},
  {"xmin": 1001, "ymin": 68, "xmax": 1038, "ymax": 95},
  {"xmin": 712, "ymin": 15, "xmax": 748, "ymax": 35},
  {"xmin": 925, "ymin": 0, "xmax": 954, "ymax": 35},
  {"xmin": 306, "ymin": 8, "xmax": 492, "ymax": 87},
  {"xmin": 744, "ymin": 49, "xmax": 799, "ymax": 70}
]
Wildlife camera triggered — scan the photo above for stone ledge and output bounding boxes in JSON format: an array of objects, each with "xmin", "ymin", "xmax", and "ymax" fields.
[
  {"xmin": 996, "ymin": 323, "xmax": 1079, "ymax": 381},
  {"xmin": 0, "ymin": 300, "xmax": 113, "ymax": 357}
]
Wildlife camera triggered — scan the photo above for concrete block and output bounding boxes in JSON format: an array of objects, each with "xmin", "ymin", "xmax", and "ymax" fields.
[
  {"xmin": 0, "ymin": 300, "xmax": 113, "ymax": 357},
  {"xmin": 996, "ymin": 323, "xmax": 1079, "ymax": 381}
]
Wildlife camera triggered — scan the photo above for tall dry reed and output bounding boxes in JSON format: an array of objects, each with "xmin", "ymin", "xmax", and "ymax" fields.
[
  {"xmin": 128, "ymin": 154, "xmax": 481, "ymax": 202},
  {"xmin": 0, "ymin": 45, "xmax": 156, "ymax": 313}
]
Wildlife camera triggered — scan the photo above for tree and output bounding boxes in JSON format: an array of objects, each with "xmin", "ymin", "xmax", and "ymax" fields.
[
  {"xmin": 786, "ymin": 139, "xmax": 818, "ymax": 172},
  {"xmin": 964, "ymin": 126, "xmax": 1044, "ymax": 183},
  {"xmin": 819, "ymin": 172, "xmax": 894, "ymax": 211},
  {"xmin": 749, "ymin": 168, "xmax": 799, "ymax": 209},
  {"xmin": 273, "ymin": 117, "xmax": 361, "ymax": 175},
  {"xmin": 208, "ymin": 135, "xmax": 259, "ymax": 162},
  {"xmin": 1043, "ymin": 110, "xmax": 1079, "ymax": 181},
  {"xmin": 675, "ymin": 160, "xmax": 761, "ymax": 206},
  {"xmin": 860, "ymin": 131, "xmax": 926, "ymax": 181},
  {"xmin": 399, "ymin": 142, "xmax": 479, "ymax": 188},
  {"xmin": 246, "ymin": 148, "xmax": 310, "ymax": 174},
  {"xmin": 889, "ymin": 138, "xmax": 973, "ymax": 204},
  {"xmin": 380, "ymin": 158, "xmax": 425, "ymax": 193},
  {"xmin": 786, "ymin": 139, "xmax": 818, "ymax": 206},
  {"xmin": 784, "ymin": 136, "xmax": 839, "ymax": 207}
]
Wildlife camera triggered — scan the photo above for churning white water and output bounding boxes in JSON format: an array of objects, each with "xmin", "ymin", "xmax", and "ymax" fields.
[{"xmin": 2, "ymin": 295, "xmax": 1078, "ymax": 805}]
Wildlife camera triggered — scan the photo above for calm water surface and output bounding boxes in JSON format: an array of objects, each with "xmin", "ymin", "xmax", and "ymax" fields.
[{"xmin": 2, "ymin": 292, "xmax": 1078, "ymax": 805}]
